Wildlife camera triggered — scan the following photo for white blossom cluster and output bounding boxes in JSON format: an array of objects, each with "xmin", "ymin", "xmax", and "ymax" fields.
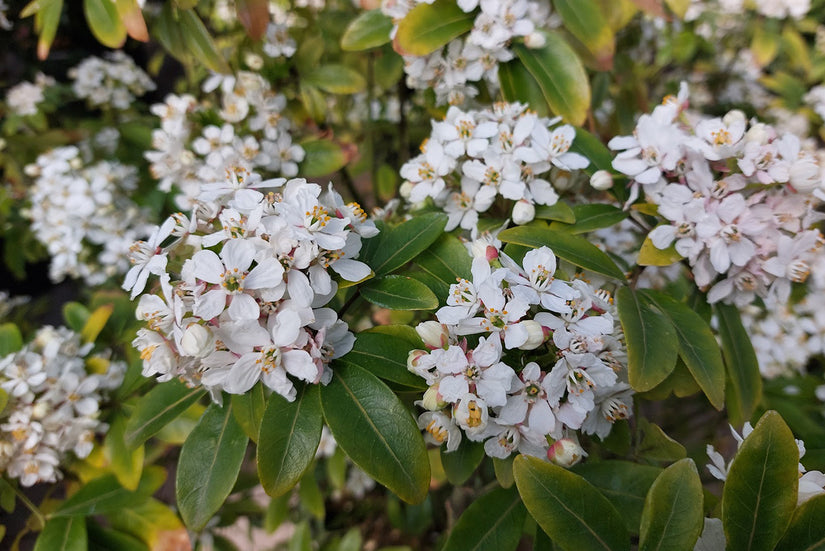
[
  {"xmin": 68, "ymin": 51, "xmax": 155, "ymax": 110},
  {"xmin": 125, "ymin": 169, "xmax": 377, "ymax": 402},
  {"xmin": 382, "ymin": 0, "xmax": 551, "ymax": 105},
  {"xmin": 0, "ymin": 326, "xmax": 125, "ymax": 487},
  {"xmin": 25, "ymin": 145, "xmax": 153, "ymax": 285},
  {"xmin": 707, "ymin": 422, "xmax": 825, "ymax": 505},
  {"xmin": 4, "ymin": 72, "xmax": 55, "ymax": 116},
  {"xmin": 400, "ymin": 102, "xmax": 588, "ymax": 230},
  {"xmin": 408, "ymin": 241, "xmax": 631, "ymax": 460},
  {"xmin": 685, "ymin": 0, "xmax": 811, "ymax": 20},
  {"xmin": 145, "ymin": 71, "xmax": 304, "ymax": 210},
  {"xmin": 609, "ymin": 85, "xmax": 825, "ymax": 306}
]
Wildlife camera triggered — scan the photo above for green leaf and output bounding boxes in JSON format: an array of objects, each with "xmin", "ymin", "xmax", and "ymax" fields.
[
  {"xmin": 34, "ymin": 517, "xmax": 87, "ymax": 551},
  {"xmin": 104, "ymin": 415, "xmax": 144, "ymax": 491},
  {"xmin": 106, "ymin": 497, "xmax": 183, "ymax": 546},
  {"xmin": 722, "ymin": 411, "xmax": 798, "ymax": 551},
  {"xmin": 415, "ymin": 233, "xmax": 473, "ymax": 292},
  {"xmin": 564, "ymin": 204, "xmax": 627, "ymax": 234},
  {"xmin": 775, "ymin": 494, "xmax": 825, "ymax": 551},
  {"xmin": 63, "ymin": 302, "xmax": 90, "ymax": 333},
  {"xmin": 637, "ymin": 234, "xmax": 682, "ymax": 266},
  {"xmin": 442, "ymin": 486, "xmax": 526, "ymax": 551},
  {"xmin": 35, "ymin": 0, "xmax": 63, "ymax": 60},
  {"xmin": 300, "ymin": 139, "xmax": 347, "ymax": 177},
  {"xmin": 572, "ymin": 461, "xmax": 662, "ymax": 536},
  {"xmin": 124, "ymin": 380, "xmax": 205, "ymax": 448},
  {"xmin": 298, "ymin": 469, "xmax": 325, "ymax": 519},
  {"xmin": 498, "ymin": 225, "xmax": 626, "ymax": 281},
  {"xmin": 341, "ymin": 9, "xmax": 393, "ymax": 51},
  {"xmin": 231, "ymin": 382, "xmax": 267, "ymax": 442},
  {"xmin": 616, "ymin": 286, "xmax": 678, "ymax": 391},
  {"xmin": 513, "ymin": 32, "xmax": 590, "ymax": 126},
  {"xmin": 235, "ymin": 0, "xmax": 269, "ymax": 40},
  {"xmin": 0, "ymin": 388, "xmax": 8, "ymax": 417},
  {"xmin": 87, "ymin": 522, "xmax": 149, "ymax": 551},
  {"xmin": 637, "ymin": 418, "xmax": 687, "ymax": 462},
  {"xmin": 393, "ymin": 0, "xmax": 474, "ymax": 56},
  {"xmin": 336, "ymin": 331, "xmax": 426, "ymax": 389},
  {"xmin": 304, "ymin": 64, "xmax": 367, "ymax": 95},
  {"xmin": 153, "ymin": 3, "xmax": 187, "ymax": 63},
  {"xmin": 0, "ymin": 323, "xmax": 23, "ymax": 356},
  {"xmin": 569, "ymin": 128, "xmax": 614, "ymax": 177},
  {"xmin": 553, "ymin": 0, "xmax": 615, "ymax": 69},
  {"xmin": 361, "ymin": 275, "xmax": 439, "ymax": 310},
  {"xmin": 54, "ymin": 475, "xmax": 146, "ymax": 517},
  {"xmin": 514, "ymin": 455, "xmax": 630, "ymax": 551},
  {"xmin": 114, "ymin": 0, "xmax": 149, "ymax": 42},
  {"xmin": 320, "ymin": 363, "xmax": 430, "ymax": 504},
  {"xmin": 641, "ymin": 291, "xmax": 725, "ymax": 409},
  {"xmin": 366, "ymin": 213, "xmax": 448, "ymax": 276},
  {"xmin": 534, "ymin": 202, "xmax": 576, "ymax": 223},
  {"xmin": 638, "ymin": 459, "xmax": 704, "ymax": 551},
  {"xmin": 440, "ymin": 439, "xmax": 485, "ymax": 486},
  {"xmin": 178, "ymin": 8, "xmax": 231, "ymax": 74},
  {"xmin": 84, "ymin": 0, "xmax": 127, "ymax": 48},
  {"xmin": 499, "ymin": 59, "xmax": 551, "ymax": 118},
  {"xmin": 257, "ymin": 385, "xmax": 323, "ymax": 498},
  {"xmin": 494, "ymin": 456, "xmax": 515, "ymax": 489},
  {"xmin": 715, "ymin": 302, "xmax": 762, "ymax": 427},
  {"xmin": 177, "ymin": 402, "xmax": 249, "ymax": 531}
]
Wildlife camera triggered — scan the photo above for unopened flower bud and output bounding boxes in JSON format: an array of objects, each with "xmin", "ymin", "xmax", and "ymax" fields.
[
  {"xmin": 518, "ymin": 320, "xmax": 547, "ymax": 350},
  {"xmin": 244, "ymin": 53, "xmax": 264, "ymax": 70},
  {"xmin": 524, "ymin": 32, "xmax": 546, "ymax": 49},
  {"xmin": 69, "ymin": 157, "xmax": 83, "ymax": 170},
  {"xmin": 32, "ymin": 402, "xmax": 50, "ymax": 420},
  {"xmin": 407, "ymin": 349, "xmax": 428, "ymax": 372},
  {"xmin": 399, "ymin": 181, "xmax": 415, "ymax": 201},
  {"xmin": 745, "ymin": 123, "xmax": 770, "ymax": 145},
  {"xmin": 512, "ymin": 199, "xmax": 536, "ymax": 225},
  {"xmin": 590, "ymin": 170, "xmax": 614, "ymax": 191},
  {"xmin": 180, "ymin": 324, "xmax": 215, "ymax": 358},
  {"xmin": 789, "ymin": 157, "xmax": 822, "ymax": 192},
  {"xmin": 548, "ymin": 438, "xmax": 587, "ymax": 468},
  {"xmin": 420, "ymin": 385, "xmax": 446, "ymax": 411},
  {"xmin": 551, "ymin": 167, "xmax": 574, "ymax": 191},
  {"xmin": 416, "ymin": 321, "xmax": 449, "ymax": 349},
  {"xmin": 723, "ymin": 109, "xmax": 746, "ymax": 129}
]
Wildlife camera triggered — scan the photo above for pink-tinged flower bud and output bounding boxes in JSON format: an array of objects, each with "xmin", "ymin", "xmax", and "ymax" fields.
[
  {"xmin": 723, "ymin": 109, "xmax": 746, "ymax": 129},
  {"xmin": 547, "ymin": 438, "xmax": 587, "ymax": 467},
  {"xmin": 407, "ymin": 349, "xmax": 428, "ymax": 372},
  {"xmin": 420, "ymin": 385, "xmax": 446, "ymax": 411},
  {"xmin": 244, "ymin": 53, "xmax": 263, "ymax": 70},
  {"xmin": 180, "ymin": 324, "xmax": 215, "ymax": 358},
  {"xmin": 590, "ymin": 170, "xmax": 614, "ymax": 191},
  {"xmin": 524, "ymin": 32, "xmax": 546, "ymax": 49},
  {"xmin": 416, "ymin": 321, "xmax": 449, "ymax": 349},
  {"xmin": 512, "ymin": 199, "xmax": 536, "ymax": 225},
  {"xmin": 518, "ymin": 320, "xmax": 547, "ymax": 350}
]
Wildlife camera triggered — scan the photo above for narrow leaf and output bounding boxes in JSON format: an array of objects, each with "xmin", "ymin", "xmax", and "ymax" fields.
[
  {"xmin": 514, "ymin": 455, "xmax": 630, "ymax": 551},
  {"xmin": 35, "ymin": 0, "xmax": 63, "ymax": 60},
  {"xmin": 235, "ymin": 0, "xmax": 268, "ymax": 40},
  {"xmin": 569, "ymin": 128, "xmax": 616, "ymax": 177},
  {"xmin": 104, "ymin": 415, "xmax": 144, "ymax": 491},
  {"xmin": 394, "ymin": 0, "xmax": 474, "ymax": 56},
  {"xmin": 442, "ymin": 486, "xmax": 526, "ymax": 551},
  {"xmin": 81, "ymin": 303, "xmax": 113, "ymax": 343},
  {"xmin": 715, "ymin": 302, "xmax": 762, "ymax": 426},
  {"xmin": 124, "ymin": 380, "xmax": 205, "ymax": 448},
  {"xmin": 177, "ymin": 402, "xmax": 249, "ymax": 531},
  {"xmin": 84, "ymin": 0, "xmax": 127, "ymax": 48},
  {"xmin": 115, "ymin": 0, "xmax": 149, "ymax": 42},
  {"xmin": 231, "ymin": 382, "xmax": 267, "ymax": 442},
  {"xmin": 320, "ymin": 363, "xmax": 430, "ymax": 504},
  {"xmin": 638, "ymin": 458, "xmax": 704, "ymax": 551},
  {"xmin": 341, "ymin": 9, "xmax": 393, "ymax": 51},
  {"xmin": 178, "ymin": 8, "xmax": 231, "ymax": 74},
  {"xmin": 366, "ymin": 213, "xmax": 448, "ymax": 276},
  {"xmin": 361, "ymin": 275, "xmax": 439, "ymax": 310},
  {"xmin": 722, "ymin": 411, "xmax": 798, "ymax": 551},
  {"xmin": 565, "ymin": 204, "xmax": 627, "ymax": 234},
  {"xmin": 257, "ymin": 385, "xmax": 323, "ymax": 497}
]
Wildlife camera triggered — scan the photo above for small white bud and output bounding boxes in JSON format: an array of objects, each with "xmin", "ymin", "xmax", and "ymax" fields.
[
  {"xmin": 399, "ymin": 181, "xmax": 415, "ymax": 201},
  {"xmin": 723, "ymin": 109, "xmax": 746, "ymax": 128},
  {"xmin": 180, "ymin": 324, "xmax": 215, "ymax": 358},
  {"xmin": 745, "ymin": 122, "xmax": 770, "ymax": 145},
  {"xmin": 512, "ymin": 199, "xmax": 536, "ymax": 225},
  {"xmin": 518, "ymin": 320, "xmax": 547, "ymax": 350},
  {"xmin": 523, "ymin": 32, "xmax": 546, "ymax": 49},
  {"xmin": 244, "ymin": 53, "xmax": 264, "ymax": 71},
  {"xmin": 551, "ymin": 167, "xmax": 574, "ymax": 191},
  {"xmin": 547, "ymin": 438, "xmax": 587, "ymax": 468},
  {"xmin": 590, "ymin": 170, "xmax": 614, "ymax": 191},
  {"xmin": 416, "ymin": 321, "xmax": 449, "ymax": 349},
  {"xmin": 420, "ymin": 385, "xmax": 446, "ymax": 411}
]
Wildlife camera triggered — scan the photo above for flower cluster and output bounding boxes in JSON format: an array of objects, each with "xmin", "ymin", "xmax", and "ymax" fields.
[
  {"xmin": 68, "ymin": 51, "xmax": 155, "ymax": 110},
  {"xmin": 685, "ymin": 0, "xmax": 811, "ymax": 20},
  {"xmin": 25, "ymin": 145, "xmax": 153, "ymax": 285},
  {"xmin": 126, "ymin": 170, "xmax": 377, "ymax": 402},
  {"xmin": 382, "ymin": 0, "xmax": 551, "ymax": 105},
  {"xmin": 145, "ymin": 71, "xmax": 304, "ymax": 210},
  {"xmin": 408, "ymin": 242, "xmax": 631, "ymax": 460},
  {"xmin": 609, "ymin": 85, "xmax": 825, "ymax": 306},
  {"xmin": 0, "ymin": 326, "xmax": 125, "ymax": 486},
  {"xmin": 400, "ymin": 102, "xmax": 588, "ymax": 231},
  {"xmin": 4, "ymin": 72, "xmax": 54, "ymax": 116}
]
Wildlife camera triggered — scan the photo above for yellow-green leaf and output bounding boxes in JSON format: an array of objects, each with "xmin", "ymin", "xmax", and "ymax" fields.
[
  {"xmin": 178, "ymin": 8, "xmax": 230, "ymax": 74},
  {"xmin": 35, "ymin": 0, "xmax": 62, "ymax": 60},
  {"xmin": 115, "ymin": 0, "xmax": 149, "ymax": 42},
  {"xmin": 553, "ymin": 0, "xmax": 615, "ymax": 69},
  {"xmin": 81, "ymin": 303, "xmax": 113, "ymax": 343},
  {"xmin": 84, "ymin": 0, "xmax": 127, "ymax": 48},
  {"xmin": 394, "ymin": 0, "xmax": 474, "ymax": 56},
  {"xmin": 341, "ymin": 9, "xmax": 393, "ymax": 51},
  {"xmin": 304, "ymin": 64, "xmax": 367, "ymax": 95},
  {"xmin": 637, "ymin": 234, "xmax": 682, "ymax": 266}
]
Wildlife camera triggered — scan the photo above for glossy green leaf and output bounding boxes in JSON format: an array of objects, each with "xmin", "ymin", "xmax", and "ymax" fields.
[
  {"xmin": 641, "ymin": 291, "xmax": 725, "ymax": 409},
  {"xmin": 231, "ymin": 382, "xmax": 267, "ymax": 442},
  {"xmin": 361, "ymin": 275, "xmax": 439, "ymax": 310},
  {"xmin": 716, "ymin": 302, "xmax": 762, "ymax": 426},
  {"xmin": 0, "ymin": 323, "xmax": 23, "ymax": 356},
  {"xmin": 751, "ymin": 24, "xmax": 780, "ymax": 67},
  {"xmin": 341, "ymin": 9, "xmax": 393, "ymax": 51},
  {"xmin": 637, "ymin": 234, "xmax": 682, "ymax": 266},
  {"xmin": 235, "ymin": 0, "xmax": 268, "ymax": 40},
  {"xmin": 442, "ymin": 486, "xmax": 526, "ymax": 551},
  {"xmin": 84, "ymin": 0, "xmax": 127, "ymax": 48},
  {"xmin": 639, "ymin": 459, "xmax": 704, "ymax": 551},
  {"xmin": 257, "ymin": 385, "xmax": 323, "ymax": 498},
  {"xmin": 775, "ymin": 494, "xmax": 825, "ymax": 551},
  {"xmin": 63, "ymin": 302, "xmax": 90, "ymax": 333},
  {"xmin": 637, "ymin": 418, "xmax": 687, "ymax": 462},
  {"xmin": 300, "ymin": 139, "xmax": 347, "ymax": 176},
  {"xmin": 34, "ymin": 517, "xmax": 87, "ymax": 551},
  {"xmin": 104, "ymin": 415, "xmax": 144, "ymax": 491},
  {"xmin": 553, "ymin": 0, "xmax": 615, "ymax": 69},
  {"xmin": 440, "ymin": 439, "xmax": 485, "ymax": 485},
  {"xmin": 321, "ymin": 363, "xmax": 430, "ymax": 504},
  {"xmin": 534, "ymin": 202, "xmax": 576, "ymax": 223},
  {"xmin": 153, "ymin": 3, "xmax": 187, "ymax": 63},
  {"xmin": 569, "ymin": 128, "xmax": 614, "ymax": 177},
  {"xmin": 513, "ymin": 32, "xmax": 590, "ymax": 126},
  {"xmin": 336, "ymin": 331, "xmax": 426, "ymax": 389},
  {"xmin": 366, "ymin": 213, "xmax": 448, "ymax": 276},
  {"xmin": 564, "ymin": 204, "xmax": 627, "ymax": 234},
  {"xmin": 54, "ymin": 474, "xmax": 146, "ymax": 517},
  {"xmin": 304, "ymin": 64, "xmax": 367, "ymax": 94},
  {"xmin": 178, "ymin": 8, "xmax": 231, "ymax": 74},
  {"xmin": 415, "ymin": 233, "xmax": 473, "ymax": 292},
  {"xmin": 572, "ymin": 461, "xmax": 662, "ymax": 535},
  {"xmin": 616, "ymin": 286, "xmax": 678, "ymax": 391},
  {"xmin": 124, "ymin": 380, "xmax": 205, "ymax": 448},
  {"xmin": 498, "ymin": 225, "xmax": 626, "ymax": 280},
  {"xmin": 499, "ymin": 59, "xmax": 551, "ymax": 118},
  {"xmin": 723, "ymin": 411, "xmax": 798, "ymax": 551},
  {"xmin": 87, "ymin": 523, "xmax": 149, "ymax": 551},
  {"xmin": 514, "ymin": 455, "xmax": 630, "ymax": 551},
  {"xmin": 114, "ymin": 0, "xmax": 149, "ymax": 42},
  {"xmin": 494, "ymin": 456, "xmax": 515, "ymax": 489},
  {"xmin": 394, "ymin": 0, "xmax": 474, "ymax": 56},
  {"xmin": 177, "ymin": 402, "xmax": 248, "ymax": 531}
]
